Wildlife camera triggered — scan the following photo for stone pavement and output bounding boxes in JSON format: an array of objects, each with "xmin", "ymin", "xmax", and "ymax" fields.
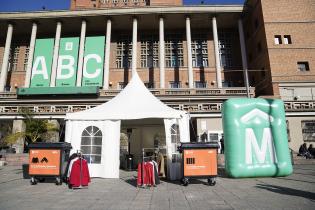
[{"xmin": 0, "ymin": 165, "xmax": 314, "ymax": 210}]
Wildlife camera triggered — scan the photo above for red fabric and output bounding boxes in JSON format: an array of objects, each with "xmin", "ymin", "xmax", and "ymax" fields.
[
  {"xmin": 69, "ymin": 158, "xmax": 90, "ymax": 187},
  {"xmin": 137, "ymin": 162, "xmax": 154, "ymax": 186}
]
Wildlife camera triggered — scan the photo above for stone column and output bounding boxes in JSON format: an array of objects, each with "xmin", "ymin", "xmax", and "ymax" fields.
[
  {"xmin": 0, "ymin": 23, "xmax": 14, "ymax": 92},
  {"xmin": 76, "ymin": 19, "xmax": 86, "ymax": 86},
  {"xmin": 186, "ymin": 16, "xmax": 194, "ymax": 88},
  {"xmin": 159, "ymin": 17, "xmax": 165, "ymax": 89},
  {"xmin": 12, "ymin": 120, "xmax": 26, "ymax": 154},
  {"xmin": 212, "ymin": 17, "xmax": 222, "ymax": 88},
  {"xmin": 46, "ymin": 120, "xmax": 60, "ymax": 143},
  {"xmin": 24, "ymin": 22, "xmax": 37, "ymax": 88},
  {"xmin": 132, "ymin": 17, "xmax": 138, "ymax": 76},
  {"xmin": 103, "ymin": 19, "xmax": 112, "ymax": 89},
  {"xmin": 238, "ymin": 19, "xmax": 250, "ymax": 98},
  {"xmin": 50, "ymin": 21, "xmax": 62, "ymax": 87}
]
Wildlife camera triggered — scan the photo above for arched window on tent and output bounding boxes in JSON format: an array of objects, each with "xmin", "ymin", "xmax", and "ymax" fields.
[
  {"xmin": 170, "ymin": 123, "xmax": 180, "ymax": 163},
  {"xmin": 81, "ymin": 126, "xmax": 102, "ymax": 164}
]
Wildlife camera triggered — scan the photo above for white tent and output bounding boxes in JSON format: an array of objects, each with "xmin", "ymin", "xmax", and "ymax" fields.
[{"xmin": 65, "ymin": 73, "xmax": 190, "ymax": 179}]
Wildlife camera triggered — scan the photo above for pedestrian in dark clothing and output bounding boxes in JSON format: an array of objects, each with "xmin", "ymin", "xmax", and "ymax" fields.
[
  {"xmin": 220, "ymin": 137, "xmax": 224, "ymax": 154},
  {"xmin": 308, "ymin": 144, "xmax": 315, "ymax": 158},
  {"xmin": 299, "ymin": 143, "xmax": 312, "ymax": 159}
]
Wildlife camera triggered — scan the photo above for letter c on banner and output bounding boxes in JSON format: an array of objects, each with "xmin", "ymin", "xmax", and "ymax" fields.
[{"xmin": 83, "ymin": 54, "xmax": 102, "ymax": 79}]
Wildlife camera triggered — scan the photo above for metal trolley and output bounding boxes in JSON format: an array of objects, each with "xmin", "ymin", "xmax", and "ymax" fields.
[
  {"xmin": 178, "ymin": 142, "xmax": 219, "ymax": 186},
  {"xmin": 28, "ymin": 142, "xmax": 72, "ymax": 185}
]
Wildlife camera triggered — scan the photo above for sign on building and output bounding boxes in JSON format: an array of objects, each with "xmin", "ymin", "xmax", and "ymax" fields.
[
  {"xmin": 56, "ymin": 37, "xmax": 80, "ymax": 87},
  {"xmin": 222, "ymin": 98, "xmax": 293, "ymax": 178},
  {"xmin": 82, "ymin": 36, "xmax": 105, "ymax": 87},
  {"xmin": 30, "ymin": 38, "xmax": 54, "ymax": 87}
]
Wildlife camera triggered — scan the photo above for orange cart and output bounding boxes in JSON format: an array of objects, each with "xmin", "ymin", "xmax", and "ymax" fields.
[
  {"xmin": 179, "ymin": 142, "xmax": 219, "ymax": 186},
  {"xmin": 28, "ymin": 142, "xmax": 72, "ymax": 185}
]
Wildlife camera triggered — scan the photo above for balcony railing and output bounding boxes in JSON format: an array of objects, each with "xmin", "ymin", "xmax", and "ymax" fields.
[{"xmin": 0, "ymin": 101, "xmax": 314, "ymax": 116}]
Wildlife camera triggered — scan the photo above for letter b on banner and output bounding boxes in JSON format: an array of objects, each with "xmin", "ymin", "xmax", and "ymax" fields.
[
  {"xmin": 222, "ymin": 98, "xmax": 293, "ymax": 178},
  {"xmin": 56, "ymin": 37, "xmax": 79, "ymax": 87}
]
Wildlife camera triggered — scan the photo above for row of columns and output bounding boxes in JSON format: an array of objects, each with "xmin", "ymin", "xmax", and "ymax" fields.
[{"xmin": 0, "ymin": 16, "xmax": 249, "ymax": 91}]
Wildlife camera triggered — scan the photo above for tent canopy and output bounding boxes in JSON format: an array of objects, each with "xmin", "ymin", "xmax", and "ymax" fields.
[{"xmin": 66, "ymin": 73, "xmax": 185, "ymax": 120}]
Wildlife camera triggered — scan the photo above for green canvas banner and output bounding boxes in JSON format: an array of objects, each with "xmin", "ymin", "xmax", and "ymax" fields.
[
  {"xmin": 30, "ymin": 38, "xmax": 54, "ymax": 87},
  {"xmin": 82, "ymin": 36, "xmax": 105, "ymax": 87},
  {"xmin": 222, "ymin": 98, "xmax": 293, "ymax": 178},
  {"xmin": 56, "ymin": 37, "xmax": 79, "ymax": 87}
]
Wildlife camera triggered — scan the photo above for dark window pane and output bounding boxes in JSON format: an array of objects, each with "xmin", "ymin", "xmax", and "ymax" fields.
[
  {"xmin": 81, "ymin": 137, "xmax": 91, "ymax": 145},
  {"xmin": 81, "ymin": 146, "xmax": 91, "ymax": 154},
  {"xmin": 92, "ymin": 137, "xmax": 102, "ymax": 145},
  {"xmin": 91, "ymin": 146, "xmax": 102, "ymax": 154}
]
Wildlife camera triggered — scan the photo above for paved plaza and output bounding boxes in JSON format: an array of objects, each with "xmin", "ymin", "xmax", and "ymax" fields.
[{"xmin": 0, "ymin": 165, "xmax": 314, "ymax": 210}]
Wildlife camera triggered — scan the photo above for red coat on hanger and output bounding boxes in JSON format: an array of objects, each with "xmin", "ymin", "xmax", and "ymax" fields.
[{"xmin": 69, "ymin": 158, "xmax": 90, "ymax": 187}]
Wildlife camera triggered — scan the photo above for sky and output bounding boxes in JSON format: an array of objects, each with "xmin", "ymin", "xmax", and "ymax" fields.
[{"xmin": 0, "ymin": 0, "xmax": 245, "ymax": 12}]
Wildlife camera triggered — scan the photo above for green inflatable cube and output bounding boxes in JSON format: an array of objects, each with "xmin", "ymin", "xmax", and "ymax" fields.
[{"xmin": 222, "ymin": 98, "xmax": 293, "ymax": 178}]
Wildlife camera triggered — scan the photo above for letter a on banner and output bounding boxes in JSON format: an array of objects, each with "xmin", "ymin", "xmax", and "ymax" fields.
[
  {"xmin": 30, "ymin": 39, "xmax": 54, "ymax": 87},
  {"xmin": 56, "ymin": 37, "xmax": 79, "ymax": 87},
  {"xmin": 82, "ymin": 36, "xmax": 105, "ymax": 87}
]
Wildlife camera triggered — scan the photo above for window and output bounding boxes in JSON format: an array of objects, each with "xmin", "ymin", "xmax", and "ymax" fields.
[
  {"xmin": 218, "ymin": 31, "xmax": 232, "ymax": 68},
  {"xmin": 9, "ymin": 45, "xmax": 20, "ymax": 71},
  {"xmin": 81, "ymin": 126, "xmax": 102, "ymax": 164},
  {"xmin": 112, "ymin": 0, "xmax": 118, "ymax": 3},
  {"xmin": 118, "ymin": 82, "xmax": 127, "ymax": 89},
  {"xmin": 144, "ymin": 82, "xmax": 154, "ymax": 89},
  {"xmin": 116, "ymin": 36, "xmax": 132, "ymax": 69},
  {"xmin": 301, "ymin": 121, "xmax": 315, "ymax": 142},
  {"xmin": 141, "ymin": 35, "xmax": 159, "ymax": 68},
  {"xmin": 165, "ymin": 34, "xmax": 184, "ymax": 67},
  {"xmin": 297, "ymin": 62, "xmax": 310, "ymax": 71},
  {"xmin": 191, "ymin": 35, "xmax": 208, "ymax": 67},
  {"xmin": 284, "ymin": 35, "xmax": 292, "ymax": 44},
  {"xmin": 24, "ymin": 46, "xmax": 30, "ymax": 71},
  {"xmin": 170, "ymin": 123, "xmax": 180, "ymax": 163},
  {"xmin": 169, "ymin": 81, "xmax": 181, "ymax": 88},
  {"xmin": 195, "ymin": 81, "xmax": 207, "ymax": 88},
  {"xmin": 274, "ymin": 35, "xmax": 282, "ymax": 45}
]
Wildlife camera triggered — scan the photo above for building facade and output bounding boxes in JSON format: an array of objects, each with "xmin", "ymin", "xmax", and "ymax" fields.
[{"xmin": 0, "ymin": 0, "xmax": 314, "ymax": 153}]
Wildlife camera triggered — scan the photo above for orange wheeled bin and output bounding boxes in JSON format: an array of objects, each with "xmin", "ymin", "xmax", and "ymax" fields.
[
  {"xmin": 28, "ymin": 142, "xmax": 72, "ymax": 185},
  {"xmin": 179, "ymin": 142, "xmax": 219, "ymax": 186}
]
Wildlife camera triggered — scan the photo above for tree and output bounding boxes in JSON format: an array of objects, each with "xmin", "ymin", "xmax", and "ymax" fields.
[{"xmin": 4, "ymin": 108, "xmax": 59, "ymax": 146}]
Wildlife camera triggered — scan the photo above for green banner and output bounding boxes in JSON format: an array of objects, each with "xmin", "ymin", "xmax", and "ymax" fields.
[
  {"xmin": 30, "ymin": 38, "xmax": 54, "ymax": 87},
  {"xmin": 222, "ymin": 98, "xmax": 293, "ymax": 178},
  {"xmin": 82, "ymin": 36, "xmax": 105, "ymax": 87},
  {"xmin": 56, "ymin": 37, "xmax": 79, "ymax": 87}
]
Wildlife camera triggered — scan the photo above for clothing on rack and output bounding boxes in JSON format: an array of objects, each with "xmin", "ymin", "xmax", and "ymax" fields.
[
  {"xmin": 67, "ymin": 155, "xmax": 91, "ymax": 188},
  {"xmin": 137, "ymin": 161, "xmax": 159, "ymax": 187}
]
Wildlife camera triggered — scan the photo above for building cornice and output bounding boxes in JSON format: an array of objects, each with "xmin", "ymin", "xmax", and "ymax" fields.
[{"xmin": 0, "ymin": 6, "xmax": 244, "ymax": 20}]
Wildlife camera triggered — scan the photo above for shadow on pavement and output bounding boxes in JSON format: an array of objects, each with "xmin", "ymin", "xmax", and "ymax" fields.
[{"xmin": 256, "ymin": 184, "xmax": 315, "ymax": 201}]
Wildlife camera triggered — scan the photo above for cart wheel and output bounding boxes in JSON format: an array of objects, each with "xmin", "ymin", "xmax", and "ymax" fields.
[
  {"xmin": 55, "ymin": 177, "xmax": 62, "ymax": 185},
  {"xmin": 30, "ymin": 177, "xmax": 37, "ymax": 185},
  {"xmin": 38, "ymin": 177, "xmax": 45, "ymax": 182},
  {"xmin": 208, "ymin": 178, "xmax": 216, "ymax": 186},
  {"xmin": 182, "ymin": 178, "xmax": 189, "ymax": 186}
]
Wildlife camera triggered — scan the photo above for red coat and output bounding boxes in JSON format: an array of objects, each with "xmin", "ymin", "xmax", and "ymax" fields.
[
  {"xmin": 69, "ymin": 158, "xmax": 90, "ymax": 187},
  {"xmin": 137, "ymin": 162, "xmax": 154, "ymax": 186}
]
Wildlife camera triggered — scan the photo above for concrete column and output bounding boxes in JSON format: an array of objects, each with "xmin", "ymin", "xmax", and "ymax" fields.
[
  {"xmin": 186, "ymin": 16, "xmax": 194, "ymax": 88},
  {"xmin": 103, "ymin": 19, "xmax": 112, "ymax": 89},
  {"xmin": 46, "ymin": 120, "xmax": 60, "ymax": 143},
  {"xmin": 212, "ymin": 17, "xmax": 222, "ymax": 88},
  {"xmin": 132, "ymin": 17, "xmax": 137, "ymax": 76},
  {"xmin": 76, "ymin": 20, "xmax": 86, "ymax": 86},
  {"xmin": 24, "ymin": 22, "xmax": 37, "ymax": 88},
  {"xmin": 238, "ymin": 19, "xmax": 250, "ymax": 98},
  {"xmin": 12, "ymin": 120, "xmax": 26, "ymax": 154},
  {"xmin": 0, "ymin": 23, "xmax": 13, "ymax": 92},
  {"xmin": 50, "ymin": 21, "xmax": 62, "ymax": 87},
  {"xmin": 159, "ymin": 17, "xmax": 165, "ymax": 89}
]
